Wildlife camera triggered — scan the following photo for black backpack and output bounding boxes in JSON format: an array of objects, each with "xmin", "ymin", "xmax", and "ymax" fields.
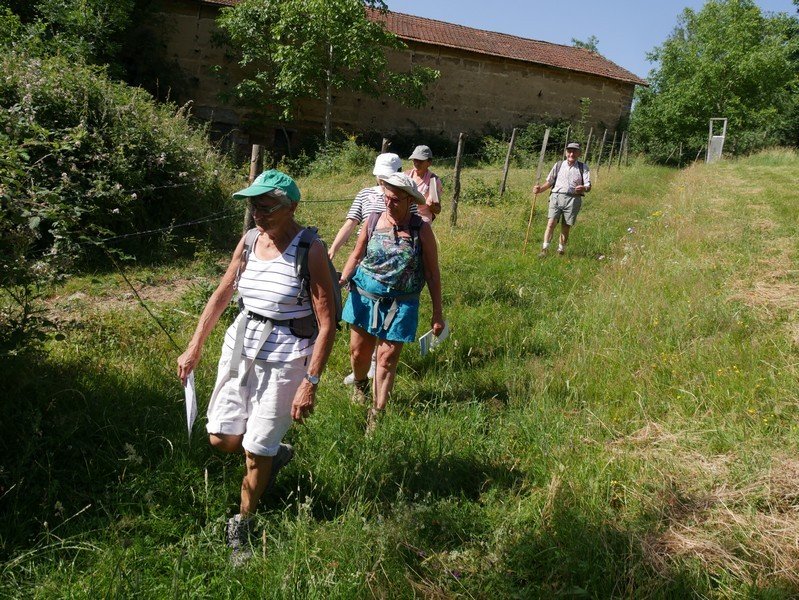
[{"xmin": 237, "ymin": 227, "xmax": 343, "ymax": 332}]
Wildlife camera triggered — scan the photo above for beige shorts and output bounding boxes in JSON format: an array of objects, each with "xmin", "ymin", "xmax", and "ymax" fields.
[
  {"xmin": 206, "ymin": 344, "xmax": 307, "ymax": 456},
  {"xmin": 548, "ymin": 192, "xmax": 583, "ymax": 226}
]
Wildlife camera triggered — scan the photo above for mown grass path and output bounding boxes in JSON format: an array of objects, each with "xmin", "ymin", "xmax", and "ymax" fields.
[{"xmin": 2, "ymin": 151, "xmax": 798, "ymax": 598}]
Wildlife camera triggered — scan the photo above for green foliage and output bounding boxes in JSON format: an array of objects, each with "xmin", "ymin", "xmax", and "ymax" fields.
[
  {"xmin": 460, "ymin": 176, "xmax": 498, "ymax": 205},
  {"xmin": 574, "ymin": 97, "xmax": 592, "ymax": 144},
  {"xmin": 571, "ymin": 35, "xmax": 600, "ymax": 53},
  {"xmin": 306, "ymin": 137, "xmax": 376, "ymax": 177},
  {"xmin": 631, "ymin": 0, "xmax": 799, "ymax": 161},
  {"xmin": 36, "ymin": 0, "xmax": 135, "ymax": 62},
  {"xmin": 0, "ymin": 48, "xmax": 237, "ymax": 351},
  {"xmin": 479, "ymin": 118, "xmax": 575, "ymax": 167},
  {"xmin": 277, "ymin": 136, "xmax": 377, "ymax": 178},
  {"xmin": 217, "ymin": 0, "xmax": 440, "ymax": 140},
  {"xmin": 2, "ymin": 0, "xmax": 135, "ymax": 65}
]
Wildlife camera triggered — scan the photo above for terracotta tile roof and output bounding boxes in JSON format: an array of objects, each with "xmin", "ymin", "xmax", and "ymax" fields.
[{"xmin": 199, "ymin": 1, "xmax": 647, "ymax": 86}]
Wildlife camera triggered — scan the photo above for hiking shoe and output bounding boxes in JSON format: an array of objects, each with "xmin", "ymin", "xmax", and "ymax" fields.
[
  {"xmin": 265, "ymin": 443, "xmax": 294, "ymax": 495},
  {"xmin": 365, "ymin": 407, "xmax": 382, "ymax": 435},
  {"xmin": 351, "ymin": 378, "xmax": 370, "ymax": 406},
  {"xmin": 226, "ymin": 514, "xmax": 253, "ymax": 566}
]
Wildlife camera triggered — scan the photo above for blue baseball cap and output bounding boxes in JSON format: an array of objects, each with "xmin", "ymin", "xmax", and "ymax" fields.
[{"xmin": 232, "ymin": 169, "xmax": 301, "ymax": 202}]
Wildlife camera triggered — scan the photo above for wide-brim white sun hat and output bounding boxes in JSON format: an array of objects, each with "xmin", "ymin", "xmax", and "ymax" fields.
[{"xmin": 378, "ymin": 172, "xmax": 426, "ymax": 204}]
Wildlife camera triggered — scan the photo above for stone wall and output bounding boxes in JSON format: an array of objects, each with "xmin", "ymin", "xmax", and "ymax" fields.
[{"xmin": 153, "ymin": 0, "xmax": 635, "ymax": 149}]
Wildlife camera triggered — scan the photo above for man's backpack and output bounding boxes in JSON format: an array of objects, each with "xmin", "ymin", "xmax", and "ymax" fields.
[{"xmin": 237, "ymin": 227, "xmax": 343, "ymax": 333}]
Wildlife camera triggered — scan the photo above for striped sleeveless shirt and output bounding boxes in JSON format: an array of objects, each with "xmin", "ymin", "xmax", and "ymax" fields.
[{"xmin": 223, "ymin": 230, "xmax": 314, "ymax": 362}]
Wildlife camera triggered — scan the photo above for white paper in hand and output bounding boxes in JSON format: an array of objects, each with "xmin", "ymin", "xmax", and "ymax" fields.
[
  {"xmin": 184, "ymin": 371, "xmax": 197, "ymax": 438},
  {"xmin": 419, "ymin": 320, "xmax": 450, "ymax": 357}
]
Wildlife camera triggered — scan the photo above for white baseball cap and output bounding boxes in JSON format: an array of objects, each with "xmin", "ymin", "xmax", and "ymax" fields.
[{"xmin": 372, "ymin": 153, "xmax": 402, "ymax": 177}]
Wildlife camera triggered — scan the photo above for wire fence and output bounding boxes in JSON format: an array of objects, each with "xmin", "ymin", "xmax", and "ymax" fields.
[{"xmin": 2, "ymin": 125, "xmax": 690, "ymax": 354}]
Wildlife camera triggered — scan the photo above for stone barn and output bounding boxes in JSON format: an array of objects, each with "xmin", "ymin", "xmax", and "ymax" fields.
[{"xmin": 148, "ymin": 0, "xmax": 647, "ymax": 151}]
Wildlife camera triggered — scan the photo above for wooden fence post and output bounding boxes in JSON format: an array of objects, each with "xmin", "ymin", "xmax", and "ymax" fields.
[
  {"xmin": 450, "ymin": 133, "xmax": 465, "ymax": 227},
  {"xmin": 499, "ymin": 128, "xmax": 518, "ymax": 197},
  {"xmin": 381, "ymin": 138, "xmax": 391, "ymax": 153},
  {"xmin": 243, "ymin": 144, "xmax": 262, "ymax": 234},
  {"xmin": 595, "ymin": 129, "xmax": 608, "ymax": 176},
  {"xmin": 606, "ymin": 131, "xmax": 617, "ymax": 171},
  {"xmin": 694, "ymin": 145, "xmax": 705, "ymax": 163},
  {"xmin": 584, "ymin": 127, "xmax": 593, "ymax": 163},
  {"xmin": 617, "ymin": 132, "xmax": 625, "ymax": 169}
]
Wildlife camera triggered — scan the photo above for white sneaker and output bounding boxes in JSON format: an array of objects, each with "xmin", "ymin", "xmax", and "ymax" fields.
[{"xmin": 343, "ymin": 359, "xmax": 376, "ymax": 385}]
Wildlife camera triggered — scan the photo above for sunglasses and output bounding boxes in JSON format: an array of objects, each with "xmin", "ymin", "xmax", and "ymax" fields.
[{"xmin": 249, "ymin": 200, "xmax": 287, "ymax": 215}]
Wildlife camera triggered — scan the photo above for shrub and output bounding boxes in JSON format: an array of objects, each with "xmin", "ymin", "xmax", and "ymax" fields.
[
  {"xmin": 0, "ymin": 49, "xmax": 237, "ymax": 290},
  {"xmin": 0, "ymin": 48, "xmax": 238, "ymax": 351},
  {"xmin": 306, "ymin": 136, "xmax": 376, "ymax": 177},
  {"xmin": 478, "ymin": 118, "xmax": 575, "ymax": 168}
]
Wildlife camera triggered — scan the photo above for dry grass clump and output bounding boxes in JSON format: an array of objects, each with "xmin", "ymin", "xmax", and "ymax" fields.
[{"xmin": 619, "ymin": 424, "xmax": 799, "ymax": 587}]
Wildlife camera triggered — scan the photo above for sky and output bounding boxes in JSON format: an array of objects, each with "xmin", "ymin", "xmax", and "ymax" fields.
[{"xmin": 383, "ymin": 0, "xmax": 797, "ymax": 80}]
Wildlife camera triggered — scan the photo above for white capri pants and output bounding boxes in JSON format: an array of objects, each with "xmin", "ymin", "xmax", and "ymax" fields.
[{"xmin": 206, "ymin": 343, "xmax": 307, "ymax": 457}]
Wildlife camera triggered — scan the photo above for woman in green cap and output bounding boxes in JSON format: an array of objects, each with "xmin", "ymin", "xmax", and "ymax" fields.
[{"xmin": 177, "ymin": 170, "xmax": 336, "ymax": 565}]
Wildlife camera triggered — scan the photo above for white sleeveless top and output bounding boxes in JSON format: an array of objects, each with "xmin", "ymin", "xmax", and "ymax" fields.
[{"xmin": 224, "ymin": 230, "xmax": 314, "ymax": 362}]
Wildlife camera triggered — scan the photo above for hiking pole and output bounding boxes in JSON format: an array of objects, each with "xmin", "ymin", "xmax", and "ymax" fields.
[{"xmin": 523, "ymin": 128, "xmax": 550, "ymax": 254}]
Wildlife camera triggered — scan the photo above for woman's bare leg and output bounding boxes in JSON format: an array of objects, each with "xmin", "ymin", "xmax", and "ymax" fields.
[
  {"xmin": 373, "ymin": 339, "xmax": 404, "ymax": 411},
  {"xmin": 349, "ymin": 325, "xmax": 377, "ymax": 380}
]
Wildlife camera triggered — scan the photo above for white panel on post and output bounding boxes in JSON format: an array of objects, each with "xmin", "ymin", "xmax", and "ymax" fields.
[{"xmin": 706, "ymin": 118, "xmax": 728, "ymax": 164}]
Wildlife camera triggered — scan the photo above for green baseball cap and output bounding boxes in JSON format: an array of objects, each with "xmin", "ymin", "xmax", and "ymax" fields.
[{"xmin": 232, "ymin": 169, "xmax": 301, "ymax": 202}]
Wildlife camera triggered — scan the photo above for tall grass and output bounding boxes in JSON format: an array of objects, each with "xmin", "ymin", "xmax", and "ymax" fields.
[{"xmin": 2, "ymin": 151, "xmax": 798, "ymax": 598}]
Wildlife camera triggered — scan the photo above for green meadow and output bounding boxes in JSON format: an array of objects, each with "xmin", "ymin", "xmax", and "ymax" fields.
[{"xmin": 2, "ymin": 150, "xmax": 798, "ymax": 598}]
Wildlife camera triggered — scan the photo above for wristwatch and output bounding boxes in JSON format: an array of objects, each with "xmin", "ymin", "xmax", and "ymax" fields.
[{"xmin": 304, "ymin": 373, "xmax": 320, "ymax": 385}]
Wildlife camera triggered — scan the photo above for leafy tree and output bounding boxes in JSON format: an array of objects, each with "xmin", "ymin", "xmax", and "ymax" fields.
[
  {"xmin": 217, "ymin": 0, "xmax": 439, "ymax": 142},
  {"xmin": 631, "ymin": 0, "xmax": 799, "ymax": 161},
  {"xmin": 572, "ymin": 35, "xmax": 599, "ymax": 53}
]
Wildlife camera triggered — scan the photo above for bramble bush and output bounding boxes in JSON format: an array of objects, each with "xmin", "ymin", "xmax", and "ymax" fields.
[
  {"xmin": 0, "ymin": 49, "xmax": 237, "ymax": 287},
  {"xmin": 0, "ymin": 42, "xmax": 238, "ymax": 353}
]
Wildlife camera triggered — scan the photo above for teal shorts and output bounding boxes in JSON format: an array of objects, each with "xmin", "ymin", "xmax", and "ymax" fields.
[{"xmin": 342, "ymin": 288, "xmax": 420, "ymax": 343}]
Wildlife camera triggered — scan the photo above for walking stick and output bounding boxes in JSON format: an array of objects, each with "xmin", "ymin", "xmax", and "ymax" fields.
[
  {"xmin": 523, "ymin": 192, "xmax": 540, "ymax": 254},
  {"xmin": 523, "ymin": 128, "xmax": 550, "ymax": 254}
]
